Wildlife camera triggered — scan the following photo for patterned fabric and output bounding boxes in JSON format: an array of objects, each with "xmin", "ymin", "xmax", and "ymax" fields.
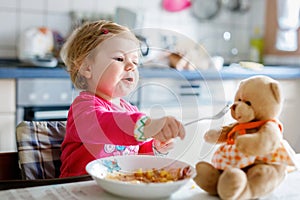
[
  {"xmin": 212, "ymin": 120, "xmax": 296, "ymax": 170},
  {"xmin": 212, "ymin": 143, "xmax": 295, "ymax": 170},
  {"xmin": 134, "ymin": 116, "xmax": 149, "ymax": 141},
  {"xmin": 16, "ymin": 121, "xmax": 66, "ymax": 180}
]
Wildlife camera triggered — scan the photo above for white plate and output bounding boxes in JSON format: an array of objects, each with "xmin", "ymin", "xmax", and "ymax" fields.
[{"xmin": 86, "ymin": 155, "xmax": 196, "ymax": 199}]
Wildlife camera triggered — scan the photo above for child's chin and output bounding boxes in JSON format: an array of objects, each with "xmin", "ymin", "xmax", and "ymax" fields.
[{"xmin": 115, "ymin": 90, "xmax": 132, "ymax": 98}]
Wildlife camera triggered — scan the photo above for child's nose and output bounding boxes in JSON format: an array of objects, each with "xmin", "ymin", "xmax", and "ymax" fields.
[{"xmin": 125, "ymin": 62, "xmax": 135, "ymax": 71}]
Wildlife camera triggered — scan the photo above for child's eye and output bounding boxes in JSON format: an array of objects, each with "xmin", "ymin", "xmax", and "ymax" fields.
[{"xmin": 114, "ymin": 57, "xmax": 124, "ymax": 62}]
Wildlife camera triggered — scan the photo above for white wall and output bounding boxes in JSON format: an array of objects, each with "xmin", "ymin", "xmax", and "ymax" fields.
[{"xmin": 0, "ymin": 0, "xmax": 266, "ymax": 64}]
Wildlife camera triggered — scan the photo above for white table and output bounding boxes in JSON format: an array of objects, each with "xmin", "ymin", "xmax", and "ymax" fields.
[{"xmin": 1, "ymin": 170, "xmax": 300, "ymax": 200}]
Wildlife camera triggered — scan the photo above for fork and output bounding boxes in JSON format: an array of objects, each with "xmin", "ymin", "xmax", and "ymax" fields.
[{"xmin": 184, "ymin": 103, "xmax": 231, "ymax": 126}]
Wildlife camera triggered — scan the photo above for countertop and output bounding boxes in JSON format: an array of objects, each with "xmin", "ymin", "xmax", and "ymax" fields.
[
  {"xmin": 1, "ymin": 59, "xmax": 300, "ymax": 80},
  {"xmin": 139, "ymin": 65, "xmax": 300, "ymax": 80},
  {"xmin": 1, "ymin": 170, "xmax": 300, "ymax": 199}
]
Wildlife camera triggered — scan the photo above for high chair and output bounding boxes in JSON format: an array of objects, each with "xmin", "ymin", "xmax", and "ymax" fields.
[
  {"xmin": 0, "ymin": 121, "xmax": 91, "ymax": 190},
  {"xmin": 16, "ymin": 121, "xmax": 66, "ymax": 180}
]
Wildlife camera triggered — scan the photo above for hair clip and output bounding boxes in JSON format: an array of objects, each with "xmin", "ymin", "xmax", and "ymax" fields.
[{"xmin": 101, "ymin": 28, "xmax": 109, "ymax": 34}]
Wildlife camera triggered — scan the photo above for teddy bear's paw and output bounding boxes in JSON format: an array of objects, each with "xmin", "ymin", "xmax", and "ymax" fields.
[
  {"xmin": 193, "ymin": 161, "xmax": 221, "ymax": 195},
  {"xmin": 204, "ymin": 130, "xmax": 221, "ymax": 143},
  {"xmin": 218, "ymin": 168, "xmax": 247, "ymax": 200},
  {"xmin": 236, "ymin": 135, "xmax": 258, "ymax": 156}
]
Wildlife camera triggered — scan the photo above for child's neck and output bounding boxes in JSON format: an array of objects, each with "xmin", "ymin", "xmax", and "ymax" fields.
[
  {"xmin": 111, "ymin": 98, "xmax": 125, "ymax": 111},
  {"xmin": 111, "ymin": 98, "xmax": 121, "ymax": 106}
]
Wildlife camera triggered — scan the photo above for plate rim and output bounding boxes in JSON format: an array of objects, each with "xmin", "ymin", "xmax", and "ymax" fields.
[{"xmin": 85, "ymin": 155, "xmax": 196, "ymax": 186}]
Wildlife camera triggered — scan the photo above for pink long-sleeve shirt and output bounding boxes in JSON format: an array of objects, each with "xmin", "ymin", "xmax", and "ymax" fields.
[{"xmin": 60, "ymin": 91, "xmax": 153, "ymax": 177}]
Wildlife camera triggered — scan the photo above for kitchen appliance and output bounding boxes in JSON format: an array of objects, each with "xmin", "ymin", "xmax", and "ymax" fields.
[
  {"xmin": 114, "ymin": 7, "xmax": 143, "ymax": 30},
  {"xmin": 191, "ymin": 0, "xmax": 250, "ymax": 21},
  {"xmin": 222, "ymin": 0, "xmax": 250, "ymax": 12},
  {"xmin": 191, "ymin": 0, "xmax": 221, "ymax": 20},
  {"xmin": 114, "ymin": 7, "xmax": 149, "ymax": 57},
  {"xmin": 70, "ymin": 9, "xmax": 149, "ymax": 57},
  {"xmin": 18, "ymin": 27, "xmax": 58, "ymax": 67},
  {"xmin": 16, "ymin": 78, "xmax": 79, "ymax": 124}
]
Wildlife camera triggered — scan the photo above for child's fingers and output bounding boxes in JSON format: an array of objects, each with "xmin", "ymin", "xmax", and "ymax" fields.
[
  {"xmin": 163, "ymin": 139, "xmax": 174, "ymax": 145},
  {"xmin": 158, "ymin": 139, "xmax": 174, "ymax": 147},
  {"xmin": 160, "ymin": 118, "xmax": 185, "ymax": 141},
  {"xmin": 167, "ymin": 119, "xmax": 179, "ymax": 138},
  {"xmin": 154, "ymin": 139, "xmax": 175, "ymax": 153},
  {"xmin": 153, "ymin": 133, "xmax": 168, "ymax": 142},
  {"xmin": 179, "ymin": 123, "xmax": 186, "ymax": 139},
  {"xmin": 162, "ymin": 124, "xmax": 173, "ymax": 140},
  {"xmin": 164, "ymin": 117, "xmax": 184, "ymax": 139},
  {"xmin": 146, "ymin": 116, "xmax": 186, "ymax": 141},
  {"xmin": 174, "ymin": 119, "xmax": 185, "ymax": 140},
  {"xmin": 163, "ymin": 141, "xmax": 175, "ymax": 150}
]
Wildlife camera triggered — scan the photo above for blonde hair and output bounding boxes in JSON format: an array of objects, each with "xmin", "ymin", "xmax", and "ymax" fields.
[{"xmin": 60, "ymin": 20, "xmax": 139, "ymax": 89}]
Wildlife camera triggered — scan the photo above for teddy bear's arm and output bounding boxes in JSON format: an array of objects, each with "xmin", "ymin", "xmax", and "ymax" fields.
[
  {"xmin": 236, "ymin": 121, "xmax": 282, "ymax": 156},
  {"xmin": 204, "ymin": 123, "xmax": 237, "ymax": 144}
]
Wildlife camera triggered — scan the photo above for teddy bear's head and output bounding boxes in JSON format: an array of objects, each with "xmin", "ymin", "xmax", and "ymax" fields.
[{"xmin": 231, "ymin": 75, "xmax": 282, "ymax": 123}]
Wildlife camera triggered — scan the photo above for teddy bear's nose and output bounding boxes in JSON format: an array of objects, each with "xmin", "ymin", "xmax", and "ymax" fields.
[{"xmin": 231, "ymin": 104, "xmax": 237, "ymax": 111}]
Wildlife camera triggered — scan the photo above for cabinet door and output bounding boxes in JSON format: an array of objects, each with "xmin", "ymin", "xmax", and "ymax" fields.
[
  {"xmin": 0, "ymin": 79, "xmax": 16, "ymax": 112},
  {"xmin": 0, "ymin": 79, "xmax": 16, "ymax": 152},
  {"xmin": 0, "ymin": 114, "xmax": 16, "ymax": 152},
  {"xmin": 17, "ymin": 79, "xmax": 74, "ymax": 106}
]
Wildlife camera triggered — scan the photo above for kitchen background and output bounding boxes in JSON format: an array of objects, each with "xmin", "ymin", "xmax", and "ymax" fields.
[
  {"xmin": 0, "ymin": 0, "xmax": 300, "ymax": 161},
  {"xmin": 0, "ymin": 0, "xmax": 299, "ymax": 65}
]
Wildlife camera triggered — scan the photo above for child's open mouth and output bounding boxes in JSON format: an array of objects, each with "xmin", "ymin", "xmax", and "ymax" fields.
[{"xmin": 123, "ymin": 77, "xmax": 133, "ymax": 82}]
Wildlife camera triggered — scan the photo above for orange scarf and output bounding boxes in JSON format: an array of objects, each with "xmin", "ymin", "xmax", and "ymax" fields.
[{"xmin": 226, "ymin": 119, "xmax": 282, "ymax": 145}]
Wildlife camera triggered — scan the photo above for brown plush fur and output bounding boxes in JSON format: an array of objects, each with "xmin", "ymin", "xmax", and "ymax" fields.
[{"xmin": 194, "ymin": 75, "xmax": 295, "ymax": 200}]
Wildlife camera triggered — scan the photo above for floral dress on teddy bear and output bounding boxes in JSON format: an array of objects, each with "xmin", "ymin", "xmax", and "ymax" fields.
[{"xmin": 212, "ymin": 119, "xmax": 298, "ymax": 170}]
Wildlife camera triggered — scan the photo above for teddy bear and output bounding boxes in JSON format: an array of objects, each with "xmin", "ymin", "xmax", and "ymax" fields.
[{"xmin": 193, "ymin": 75, "xmax": 297, "ymax": 200}]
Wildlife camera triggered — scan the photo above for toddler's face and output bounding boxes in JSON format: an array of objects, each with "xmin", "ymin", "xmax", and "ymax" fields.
[{"xmin": 84, "ymin": 35, "xmax": 140, "ymax": 100}]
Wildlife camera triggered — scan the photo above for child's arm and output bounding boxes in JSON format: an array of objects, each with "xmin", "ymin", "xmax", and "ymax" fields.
[
  {"xmin": 71, "ymin": 96, "xmax": 184, "ymax": 145},
  {"xmin": 70, "ymin": 107, "xmax": 146, "ymax": 145},
  {"xmin": 134, "ymin": 116, "xmax": 183, "ymax": 156}
]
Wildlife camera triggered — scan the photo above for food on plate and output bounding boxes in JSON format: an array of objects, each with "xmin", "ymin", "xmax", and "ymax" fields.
[{"xmin": 105, "ymin": 166, "xmax": 192, "ymax": 183}]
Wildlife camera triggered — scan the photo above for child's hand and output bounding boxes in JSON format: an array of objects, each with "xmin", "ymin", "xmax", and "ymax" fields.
[
  {"xmin": 153, "ymin": 139, "xmax": 175, "ymax": 154},
  {"xmin": 144, "ymin": 116, "xmax": 185, "ymax": 142}
]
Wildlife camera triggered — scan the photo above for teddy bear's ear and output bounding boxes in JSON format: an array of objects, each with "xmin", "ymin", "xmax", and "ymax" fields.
[
  {"xmin": 270, "ymin": 82, "xmax": 281, "ymax": 103},
  {"xmin": 238, "ymin": 80, "xmax": 245, "ymax": 89}
]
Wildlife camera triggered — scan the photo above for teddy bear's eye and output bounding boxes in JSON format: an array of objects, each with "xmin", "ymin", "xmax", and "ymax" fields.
[
  {"xmin": 245, "ymin": 101, "xmax": 251, "ymax": 106},
  {"xmin": 238, "ymin": 99, "xmax": 242, "ymax": 101}
]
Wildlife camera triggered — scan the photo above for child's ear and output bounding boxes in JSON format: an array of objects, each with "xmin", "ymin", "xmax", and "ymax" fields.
[{"xmin": 78, "ymin": 62, "xmax": 92, "ymax": 79}]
